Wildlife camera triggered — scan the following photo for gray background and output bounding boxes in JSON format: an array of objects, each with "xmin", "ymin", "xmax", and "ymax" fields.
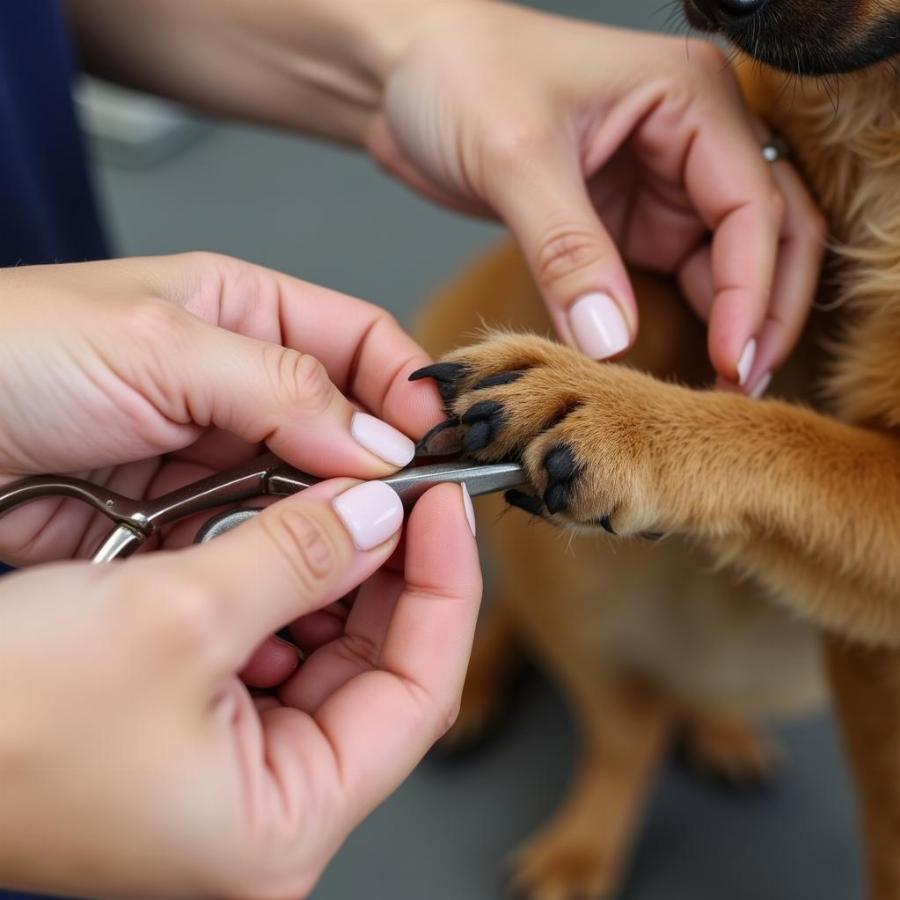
[{"xmin": 89, "ymin": 1, "xmax": 863, "ymax": 898}]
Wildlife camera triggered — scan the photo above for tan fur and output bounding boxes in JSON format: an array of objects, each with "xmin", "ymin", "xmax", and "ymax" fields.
[{"xmin": 417, "ymin": 53, "xmax": 900, "ymax": 900}]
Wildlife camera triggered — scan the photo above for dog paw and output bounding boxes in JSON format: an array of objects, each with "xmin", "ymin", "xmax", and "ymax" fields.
[
  {"xmin": 683, "ymin": 713, "xmax": 783, "ymax": 785},
  {"xmin": 412, "ymin": 333, "xmax": 689, "ymax": 538},
  {"xmin": 510, "ymin": 831, "xmax": 620, "ymax": 900}
]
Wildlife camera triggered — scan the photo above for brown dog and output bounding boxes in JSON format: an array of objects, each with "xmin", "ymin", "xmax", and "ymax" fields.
[{"xmin": 415, "ymin": 2, "xmax": 900, "ymax": 898}]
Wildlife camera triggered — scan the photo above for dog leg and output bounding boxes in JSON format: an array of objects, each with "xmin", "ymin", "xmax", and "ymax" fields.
[
  {"xmin": 826, "ymin": 636, "xmax": 900, "ymax": 900},
  {"xmin": 441, "ymin": 600, "xmax": 522, "ymax": 752},
  {"xmin": 682, "ymin": 708, "xmax": 782, "ymax": 785},
  {"xmin": 415, "ymin": 333, "xmax": 900, "ymax": 646},
  {"xmin": 510, "ymin": 673, "xmax": 674, "ymax": 900}
]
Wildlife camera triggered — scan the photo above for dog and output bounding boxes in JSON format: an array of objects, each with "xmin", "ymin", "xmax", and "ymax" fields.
[{"xmin": 414, "ymin": 2, "xmax": 900, "ymax": 898}]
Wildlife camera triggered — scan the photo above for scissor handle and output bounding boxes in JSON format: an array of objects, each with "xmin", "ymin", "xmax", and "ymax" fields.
[{"xmin": 0, "ymin": 476, "xmax": 145, "ymax": 525}]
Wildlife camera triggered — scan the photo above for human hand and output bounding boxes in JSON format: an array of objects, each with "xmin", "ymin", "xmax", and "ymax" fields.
[
  {"xmin": 0, "ymin": 477, "xmax": 481, "ymax": 899},
  {"xmin": 368, "ymin": 4, "xmax": 826, "ymax": 394},
  {"xmin": 0, "ymin": 253, "xmax": 444, "ymax": 566}
]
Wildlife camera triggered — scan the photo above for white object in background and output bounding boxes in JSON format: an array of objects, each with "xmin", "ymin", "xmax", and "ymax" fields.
[{"xmin": 75, "ymin": 78, "xmax": 210, "ymax": 168}]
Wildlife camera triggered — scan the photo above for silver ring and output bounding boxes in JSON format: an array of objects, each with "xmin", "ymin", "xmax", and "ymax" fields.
[{"xmin": 762, "ymin": 137, "xmax": 788, "ymax": 164}]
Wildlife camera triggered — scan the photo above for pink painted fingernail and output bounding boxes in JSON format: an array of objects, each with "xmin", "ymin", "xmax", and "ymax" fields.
[
  {"xmin": 461, "ymin": 483, "xmax": 477, "ymax": 537},
  {"xmin": 351, "ymin": 412, "xmax": 415, "ymax": 468},
  {"xmin": 568, "ymin": 293, "xmax": 630, "ymax": 359},
  {"xmin": 750, "ymin": 371, "xmax": 772, "ymax": 400},
  {"xmin": 333, "ymin": 481, "xmax": 403, "ymax": 551},
  {"xmin": 737, "ymin": 339, "xmax": 757, "ymax": 386}
]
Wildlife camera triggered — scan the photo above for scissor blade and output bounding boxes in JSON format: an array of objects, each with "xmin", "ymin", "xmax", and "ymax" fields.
[
  {"xmin": 383, "ymin": 460, "xmax": 526, "ymax": 506},
  {"xmin": 192, "ymin": 459, "xmax": 529, "ymax": 546}
]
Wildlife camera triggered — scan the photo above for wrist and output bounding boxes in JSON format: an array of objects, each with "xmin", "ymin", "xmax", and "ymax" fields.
[{"xmin": 291, "ymin": 0, "xmax": 482, "ymax": 145}]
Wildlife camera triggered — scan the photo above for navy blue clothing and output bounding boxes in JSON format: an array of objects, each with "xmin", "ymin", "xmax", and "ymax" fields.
[
  {"xmin": 0, "ymin": 1, "xmax": 107, "ymax": 267},
  {"xmin": 0, "ymin": 1, "xmax": 107, "ymax": 581}
]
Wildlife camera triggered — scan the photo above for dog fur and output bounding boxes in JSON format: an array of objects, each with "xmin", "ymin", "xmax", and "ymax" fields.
[{"xmin": 416, "ymin": 7, "xmax": 900, "ymax": 898}]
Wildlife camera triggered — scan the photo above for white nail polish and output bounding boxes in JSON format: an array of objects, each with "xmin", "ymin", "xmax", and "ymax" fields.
[
  {"xmin": 351, "ymin": 412, "xmax": 415, "ymax": 468},
  {"xmin": 737, "ymin": 339, "xmax": 757, "ymax": 386},
  {"xmin": 333, "ymin": 481, "xmax": 404, "ymax": 551},
  {"xmin": 750, "ymin": 371, "xmax": 772, "ymax": 400},
  {"xmin": 568, "ymin": 293, "xmax": 630, "ymax": 359},
  {"xmin": 461, "ymin": 483, "xmax": 477, "ymax": 537}
]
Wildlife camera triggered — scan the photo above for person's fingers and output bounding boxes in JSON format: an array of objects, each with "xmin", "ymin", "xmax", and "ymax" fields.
[
  {"xmin": 177, "ymin": 254, "xmax": 446, "ymax": 440},
  {"xmin": 136, "ymin": 479, "xmax": 404, "ymax": 670},
  {"xmin": 486, "ymin": 132, "xmax": 637, "ymax": 359},
  {"xmin": 277, "ymin": 484, "xmax": 481, "ymax": 817},
  {"xmin": 278, "ymin": 569, "xmax": 403, "ymax": 712},
  {"xmin": 679, "ymin": 159, "xmax": 826, "ymax": 398},
  {"xmin": 288, "ymin": 601, "xmax": 351, "ymax": 652},
  {"xmin": 240, "ymin": 636, "xmax": 301, "ymax": 689},
  {"xmin": 158, "ymin": 316, "xmax": 416, "ymax": 479},
  {"xmin": 739, "ymin": 161, "xmax": 827, "ymax": 395},
  {"xmin": 630, "ymin": 66, "xmax": 785, "ymax": 383},
  {"xmin": 689, "ymin": 146, "xmax": 783, "ymax": 385}
]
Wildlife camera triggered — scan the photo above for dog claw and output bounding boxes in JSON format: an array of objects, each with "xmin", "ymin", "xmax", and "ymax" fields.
[
  {"xmin": 505, "ymin": 490, "xmax": 544, "ymax": 517},
  {"xmin": 415, "ymin": 418, "xmax": 463, "ymax": 457},
  {"xmin": 598, "ymin": 515, "xmax": 616, "ymax": 535},
  {"xmin": 408, "ymin": 362, "xmax": 469, "ymax": 384}
]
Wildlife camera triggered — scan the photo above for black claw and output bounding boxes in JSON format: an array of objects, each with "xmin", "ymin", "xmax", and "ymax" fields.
[
  {"xmin": 641, "ymin": 531, "xmax": 665, "ymax": 542},
  {"xmin": 598, "ymin": 515, "xmax": 617, "ymax": 535},
  {"xmin": 463, "ymin": 420, "xmax": 494, "ymax": 452},
  {"xmin": 408, "ymin": 362, "xmax": 469, "ymax": 384},
  {"xmin": 544, "ymin": 481, "xmax": 572, "ymax": 515},
  {"xmin": 415, "ymin": 418, "xmax": 463, "ymax": 457},
  {"xmin": 505, "ymin": 490, "xmax": 544, "ymax": 517},
  {"xmin": 544, "ymin": 445, "xmax": 579, "ymax": 481},
  {"xmin": 472, "ymin": 371, "xmax": 525, "ymax": 391},
  {"xmin": 461, "ymin": 400, "xmax": 504, "ymax": 425}
]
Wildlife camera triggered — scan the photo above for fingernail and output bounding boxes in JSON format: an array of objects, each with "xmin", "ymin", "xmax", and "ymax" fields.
[
  {"xmin": 461, "ymin": 483, "xmax": 477, "ymax": 537},
  {"xmin": 351, "ymin": 412, "xmax": 415, "ymax": 468},
  {"xmin": 333, "ymin": 481, "xmax": 403, "ymax": 551},
  {"xmin": 750, "ymin": 371, "xmax": 772, "ymax": 400},
  {"xmin": 568, "ymin": 293, "xmax": 630, "ymax": 359},
  {"xmin": 737, "ymin": 339, "xmax": 757, "ymax": 386}
]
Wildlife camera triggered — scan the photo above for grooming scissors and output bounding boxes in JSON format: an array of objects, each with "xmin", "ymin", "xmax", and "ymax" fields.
[{"xmin": 0, "ymin": 453, "xmax": 526, "ymax": 562}]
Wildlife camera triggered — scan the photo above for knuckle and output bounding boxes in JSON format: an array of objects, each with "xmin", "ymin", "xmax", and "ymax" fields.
[
  {"xmin": 174, "ymin": 249, "xmax": 228, "ymax": 270},
  {"xmin": 144, "ymin": 572, "xmax": 221, "ymax": 655},
  {"xmin": 260, "ymin": 506, "xmax": 345, "ymax": 596},
  {"xmin": 117, "ymin": 296, "xmax": 188, "ymax": 345},
  {"xmin": 264, "ymin": 347, "xmax": 335, "ymax": 416},
  {"xmin": 484, "ymin": 123, "xmax": 555, "ymax": 171},
  {"xmin": 534, "ymin": 228, "xmax": 606, "ymax": 289}
]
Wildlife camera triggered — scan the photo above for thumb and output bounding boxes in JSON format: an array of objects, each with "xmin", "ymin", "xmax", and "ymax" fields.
[
  {"xmin": 152, "ymin": 479, "xmax": 405, "ymax": 668},
  {"xmin": 489, "ymin": 137, "xmax": 637, "ymax": 359},
  {"xmin": 164, "ymin": 317, "xmax": 416, "ymax": 478}
]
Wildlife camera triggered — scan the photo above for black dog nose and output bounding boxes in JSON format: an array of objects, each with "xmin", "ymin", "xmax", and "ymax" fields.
[
  {"xmin": 719, "ymin": 0, "xmax": 768, "ymax": 16},
  {"xmin": 690, "ymin": 0, "xmax": 769, "ymax": 24}
]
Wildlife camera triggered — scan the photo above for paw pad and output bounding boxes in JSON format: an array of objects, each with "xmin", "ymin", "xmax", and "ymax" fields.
[{"xmin": 542, "ymin": 446, "xmax": 581, "ymax": 514}]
